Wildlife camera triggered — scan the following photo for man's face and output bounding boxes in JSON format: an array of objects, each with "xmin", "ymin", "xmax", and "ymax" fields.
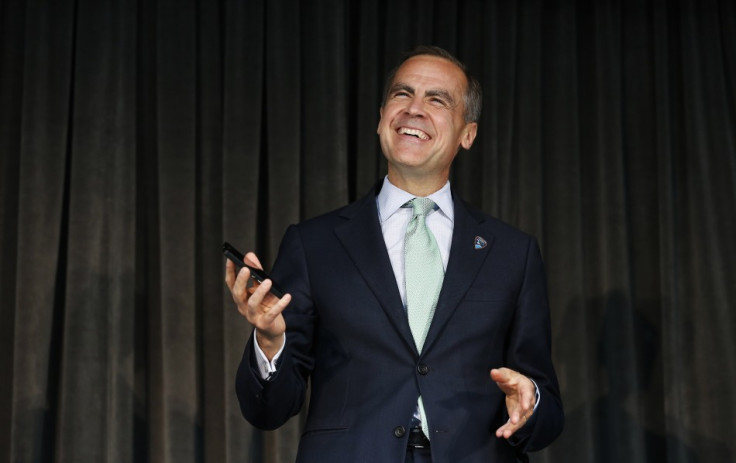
[{"xmin": 377, "ymin": 55, "xmax": 477, "ymax": 189}]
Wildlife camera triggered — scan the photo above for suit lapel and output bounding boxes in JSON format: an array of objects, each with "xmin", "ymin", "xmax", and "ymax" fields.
[
  {"xmin": 422, "ymin": 194, "xmax": 496, "ymax": 354},
  {"xmin": 334, "ymin": 189, "xmax": 417, "ymax": 352}
]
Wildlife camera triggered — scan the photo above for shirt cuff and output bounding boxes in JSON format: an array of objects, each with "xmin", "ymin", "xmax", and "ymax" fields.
[
  {"xmin": 530, "ymin": 378, "xmax": 541, "ymax": 412},
  {"xmin": 253, "ymin": 330, "xmax": 285, "ymax": 380}
]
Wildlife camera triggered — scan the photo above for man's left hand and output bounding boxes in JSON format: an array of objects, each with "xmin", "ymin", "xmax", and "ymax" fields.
[{"xmin": 490, "ymin": 367, "xmax": 537, "ymax": 439}]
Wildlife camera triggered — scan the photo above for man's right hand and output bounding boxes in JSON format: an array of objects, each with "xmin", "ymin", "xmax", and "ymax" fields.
[{"xmin": 225, "ymin": 252, "xmax": 290, "ymax": 360}]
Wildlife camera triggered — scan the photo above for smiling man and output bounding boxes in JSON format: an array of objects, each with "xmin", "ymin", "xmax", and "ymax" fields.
[
  {"xmin": 227, "ymin": 46, "xmax": 564, "ymax": 463},
  {"xmin": 378, "ymin": 52, "xmax": 478, "ymax": 197}
]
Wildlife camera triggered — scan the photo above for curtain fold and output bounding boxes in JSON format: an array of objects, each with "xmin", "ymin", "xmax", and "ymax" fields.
[{"xmin": 1, "ymin": 0, "xmax": 734, "ymax": 462}]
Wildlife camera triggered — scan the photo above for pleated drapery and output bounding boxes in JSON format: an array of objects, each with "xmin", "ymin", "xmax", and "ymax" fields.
[{"xmin": 1, "ymin": 0, "xmax": 734, "ymax": 462}]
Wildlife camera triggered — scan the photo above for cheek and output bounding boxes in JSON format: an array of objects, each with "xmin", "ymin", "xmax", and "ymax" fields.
[
  {"xmin": 377, "ymin": 112, "xmax": 399, "ymax": 138},
  {"xmin": 377, "ymin": 121, "xmax": 391, "ymax": 140},
  {"xmin": 377, "ymin": 110, "xmax": 390, "ymax": 130}
]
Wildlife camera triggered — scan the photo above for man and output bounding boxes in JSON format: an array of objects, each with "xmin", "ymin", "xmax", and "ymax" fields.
[{"xmin": 226, "ymin": 46, "xmax": 563, "ymax": 462}]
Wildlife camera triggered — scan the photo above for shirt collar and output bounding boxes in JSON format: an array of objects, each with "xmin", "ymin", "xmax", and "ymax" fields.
[{"xmin": 377, "ymin": 176, "xmax": 454, "ymax": 223}]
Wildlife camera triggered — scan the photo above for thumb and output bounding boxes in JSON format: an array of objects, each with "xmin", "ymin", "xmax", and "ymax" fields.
[
  {"xmin": 490, "ymin": 367, "xmax": 512, "ymax": 384},
  {"xmin": 244, "ymin": 252, "xmax": 263, "ymax": 269}
]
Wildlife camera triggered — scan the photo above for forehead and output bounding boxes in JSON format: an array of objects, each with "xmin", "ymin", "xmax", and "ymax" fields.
[{"xmin": 391, "ymin": 55, "xmax": 468, "ymax": 95}]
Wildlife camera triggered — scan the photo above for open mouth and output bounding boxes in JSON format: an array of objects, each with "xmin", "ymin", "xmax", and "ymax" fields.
[{"xmin": 397, "ymin": 127, "xmax": 430, "ymax": 140}]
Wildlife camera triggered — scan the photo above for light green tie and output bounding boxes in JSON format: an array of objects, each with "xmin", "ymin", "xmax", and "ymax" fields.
[{"xmin": 404, "ymin": 197, "xmax": 444, "ymax": 439}]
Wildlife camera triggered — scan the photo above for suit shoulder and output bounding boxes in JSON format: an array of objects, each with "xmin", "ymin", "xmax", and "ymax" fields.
[
  {"xmin": 462, "ymin": 199, "xmax": 536, "ymax": 243},
  {"xmin": 293, "ymin": 191, "xmax": 376, "ymax": 233},
  {"xmin": 294, "ymin": 203, "xmax": 353, "ymax": 231}
]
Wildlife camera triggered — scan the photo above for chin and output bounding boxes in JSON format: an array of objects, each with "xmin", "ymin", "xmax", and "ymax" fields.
[{"xmin": 390, "ymin": 154, "xmax": 431, "ymax": 169}]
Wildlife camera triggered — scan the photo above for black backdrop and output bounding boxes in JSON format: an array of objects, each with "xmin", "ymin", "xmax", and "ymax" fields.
[{"xmin": 1, "ymin": 0, "xmax": 735, "ymax": 462}]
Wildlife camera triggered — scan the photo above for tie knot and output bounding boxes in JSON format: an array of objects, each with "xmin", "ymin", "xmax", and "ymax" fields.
[{"xmin": 409, "ymin": 197, "xmax": 436, "ymax": 217}]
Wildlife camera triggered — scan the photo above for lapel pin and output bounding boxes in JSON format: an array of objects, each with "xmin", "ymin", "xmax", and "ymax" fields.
[{"xmin": 474, "ymin": 236, "xmax": 487, "ymax": 250}]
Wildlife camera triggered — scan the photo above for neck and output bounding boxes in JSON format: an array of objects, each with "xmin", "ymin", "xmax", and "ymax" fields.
[{"xmin": 387, "ymin": 170, "xmax": 448, "ymax": 197}]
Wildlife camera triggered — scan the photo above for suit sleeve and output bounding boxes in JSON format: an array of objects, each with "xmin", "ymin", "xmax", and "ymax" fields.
[
  {"xmin": 235, "ymin": 225, "xmax": 316, "ymax": 430},
  {"xmin": 505, "ymin": 237, "xmax": 565, "ymax": 452}
]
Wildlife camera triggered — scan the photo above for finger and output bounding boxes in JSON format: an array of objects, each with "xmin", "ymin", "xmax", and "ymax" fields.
[
  {"xmin": 247, "ymin": 278, "xmax": 281, "ymax": 308},
  {"xmin": 225, "ymin": 258, "xmax": 248, "ymax": 290},
  {"xmin": 497, "ymin": 420, "xmax": 514, "ymax": 438},
  {"xmin": 246, "ymin": 280, "xmax": 291, "ymax": 335},
  {"xmin": 491, "ymin": 368, "xmax": 520, "ymax": 398},
  {"xmin": 262, "ymin": 290, "xmax": 291, "ymax": 322},
  {"xmin": 244, "ymin": 251, "xmax": 262, "ymax": 269},
  {"xmin": 510, "ymin": 374, "xmax": 535, "ymax": 411},
  {"xmin": 492, "ymin": 367, "xmax": 526, "ymax": 387},
  {"xmin": 508, "ymin": 403, "xmax": 524, "ymax": 425},
  {"xmin": 247, "ymin": 280, "xmax": 261, "ymax": 295},
  {"xmin": 513, "ymin": 380, "xmax": 535, "ymax": 418},
  {"xmin": 245, "ymin": 279, "xmax": 291, "ymax": 323},
  {"xmin": 496, "ymin": 411, "xmax": 530, "ymax": 439},
  {"xmin": 225, "ymin": 258, "xmax": 236, "ymax": 289},
  {"xmin": 231, "ymin": 266, "xmax": 252, "ymax": 303},
  {"xmin": 496, "ymin": 419, "xmax": 522, "ymax": 439},
  {"xmin": 491, "ymin": 367, "xmax": 531, "ymax": 397},
  {"xmin": 490, "ymin": 367, "xmax": 510, "ymax": 384},
  {"xmin": 245, "ymin": 277, "xmax": 269, "ymax": 312}
]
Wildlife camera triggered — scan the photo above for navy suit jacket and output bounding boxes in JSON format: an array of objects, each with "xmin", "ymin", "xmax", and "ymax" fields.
[{"xmin": 236, "ymin": 184, "xmax": 564, "ymax": 462}]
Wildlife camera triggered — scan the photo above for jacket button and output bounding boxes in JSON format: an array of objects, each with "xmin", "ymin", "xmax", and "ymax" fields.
[
  {"xmin": 394, "ymin": 426, "xmax": 406, "ymax": 438},
  {"xmin": 417, "ymin": 364, "xmax": 429, "ymax": 375}
]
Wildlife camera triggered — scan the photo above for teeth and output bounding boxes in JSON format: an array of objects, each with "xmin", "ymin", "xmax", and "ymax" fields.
[{"xmin": 398, "ymin": 127, "xmax": 430, "ymax": 140}]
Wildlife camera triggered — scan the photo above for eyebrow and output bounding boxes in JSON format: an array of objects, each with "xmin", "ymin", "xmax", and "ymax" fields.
[
  {"xmin": 389, "ymin": 82, "xmax": 415, "ymax": 96},
  {"xmin": 425, "ymin": 89, "xmax": 455, "ymax": 106},
  {"xmin": 389, "ymin": 82, "xmax": 457, "ymax": 107}
]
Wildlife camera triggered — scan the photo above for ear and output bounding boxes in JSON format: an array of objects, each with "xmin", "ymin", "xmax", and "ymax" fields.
[{"xmin": 460, "ymin": 122, "xmax": 478, "ymax": 150}]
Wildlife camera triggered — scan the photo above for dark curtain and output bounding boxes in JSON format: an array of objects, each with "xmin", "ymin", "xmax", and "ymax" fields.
[{"xmin": 1, "ymin": 0, "xmax": 734, "ymax": 461}]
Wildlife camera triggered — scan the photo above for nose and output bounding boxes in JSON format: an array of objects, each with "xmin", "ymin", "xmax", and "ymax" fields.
[{"xmin": 405, "ymin": 95, "xmax": 426, "ymax": 117}]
